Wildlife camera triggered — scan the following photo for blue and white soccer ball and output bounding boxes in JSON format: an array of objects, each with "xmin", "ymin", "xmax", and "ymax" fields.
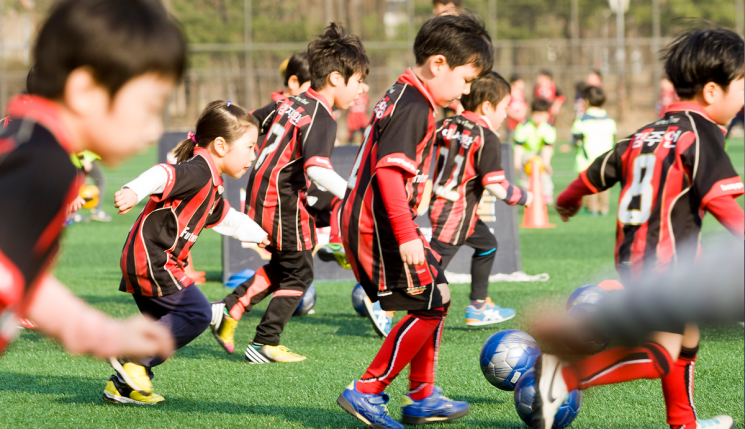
[
  {"xmin": 351, "ymin": 283, "xmax": 368, "ymax": 317},
  {"xmin": 514, "ymin": 368, "xmax": 582, "ymax": 428},
  {"xmin": 566, "ymin": 285, "xmax": 609, "ymax": 310},
  {"xmin": 566, "ymin": 302, "xmax": 610, "ymax": 353},
  {"xmin": 293, "ymin": 284, "xmax": 316, "ymax": 316},
  {"xmin": 480, "ymin": 329, "xmax": 541, "ymax": 391}
]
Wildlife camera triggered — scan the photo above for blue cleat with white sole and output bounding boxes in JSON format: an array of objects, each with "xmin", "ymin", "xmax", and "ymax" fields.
[
  {"xmin": 336, "ymin": 381, "xmax": 404, "ymax": 429},
  {"xmin": 364, "ymin": 298, "xmax": 392, "ymax": 338},
  {"xmin": 465, "ymin": 297, "xmax": 516, "ymax": 327},
  {"xmin": 401, "ymin": 386, "xmax": 470, "ymax": 425},
  {"xmin": 697, "ymin": 415, "xmax": 734, "ymax": 429}
]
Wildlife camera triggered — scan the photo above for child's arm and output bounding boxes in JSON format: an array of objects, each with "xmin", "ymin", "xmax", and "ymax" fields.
[
  {"xmin": 115, "ymin": 165, "xmax": 169, "ymax": 214},
  {"xmin": 480, "ymin": 133, "xmax": 532, "ymax": 206},
  {"xmin": 541, "ymin": 125, "xmax": 557, "ymax": 175},
  {"xmin": 377, "ymin": 166, "xmax": 425, "ymax": 266},
  {"xmin": 302, "ymin": 105, "xmax": 346, "ymax": 199},
  {"xmin": 26, "ymin": 275, "xmax": 174, "ymax": 359},
  {"xmin": 307, "ymin": 166, "xmax": 347, "ymax": 199},
  {"xmin": 705, "ymin": 196, "xmax": 744, "ymax": 239},
  {"xmin": 210, "ymin": 207, "xmax": 270, "ymax": 247}
]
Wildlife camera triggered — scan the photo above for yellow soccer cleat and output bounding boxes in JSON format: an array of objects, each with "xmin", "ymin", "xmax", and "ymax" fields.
[
  {"xmin": 108, "ymin": 358, "xmax": 153, "ymax": 396},
  {"xmin": 244, "ymin": 342, "xmax": 307, "ymax": 363},
  {"xmin": 210, "ymin": 302, "xmax": 238, "ymax": 354},
  {"xmin": 102, "ymin": 375, "xmax": 164, "ymax": 405},
  {"xmin": 317, "ymin": 243, "xmax": 352, "ymax": 270}
]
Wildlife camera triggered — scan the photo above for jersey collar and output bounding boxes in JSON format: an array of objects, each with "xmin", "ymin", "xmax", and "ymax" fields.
[
  {"xmin": 398, "ymin": 68, "xmax": 439, "ymax": 114},
  {"xmin": 5, "ymin": 95, "xmax": 76, "ymax": 153},
  {"xmin": 461, "ymin": 110, "xmax": 493, "ymax": 132},
  {"xmin": 193, "ymin": 146, "xmax": 223, "ymax": 186},
  {"xmin": 271, "ymin": 91, "xmax": 288, "ymax": 102},
  {"xmin": 666, "ymin": 101, "xmax": 727, "ymax": 134},
  {"xmin": 305, "ymin": 88, "xmax": 334, "ymax": 116}
]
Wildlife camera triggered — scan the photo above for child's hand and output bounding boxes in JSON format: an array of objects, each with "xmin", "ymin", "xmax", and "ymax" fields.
[
  {"xmin": 258, "ymin": 237, "xmax": 271, "ymax": 248},
  {"xmin": 114, "ymin": 188, "xmax": 138, "ymax": 214},
  {"xmin": 69, "ymin": 196, "xmax": 85, "ymax": 214},
  {"xmin": 400, "ymin": 238, "xmax": 426, "ymax": 266},
  {"xmin": 556, "ymin": 202, "xmax": 580, "ymax": 222},
  {"xmin": 525, "ymin": 191, "xmax": 534, "ymax": 207},
  {"xmin": 117, "ymin": 315, "xmax": 175, "ymax": 360}
]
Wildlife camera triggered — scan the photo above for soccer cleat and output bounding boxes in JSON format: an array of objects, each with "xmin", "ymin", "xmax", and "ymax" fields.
[
  {"xmin": 108, "ymin": 358, "xmax": 153, "ymax": 396},
  {"xmin": 244, "ymin": 342, "xmax": 307, "ymax": 363},
  {"xmin": 336, "ymin": 381, "xmax": 404, "ymax": 429},
  {"xmin": 531, "ymin": 354, "xmax": 569, "ymax": 429},
  {"xmin": 365, "ymin": 299, "xmax": 392, "ymax": 338},
  {"xmin": 465, "ymin": 297, "xmax": 516, "ymax": 327},
  {"xmin": 102, "ymin": 375, "xmax": 164, "ymax": 405},
  {"xmin": 401, "ymin": 386, "xmax": 470, "ymax": 425},
  {"xmin": 89, "ymin": 209, "xmax": 112, "ymax": 222},
  {"xmin": 317, "ymin": 243, "xmax": 352, "ymax": 269},
  {"xmin": 697, "ymin": 416, "xmax": 735, "ymax": 429},
  {"xmin": 210, "ymin": 302, "xmax": 237, "ymax": 354}
]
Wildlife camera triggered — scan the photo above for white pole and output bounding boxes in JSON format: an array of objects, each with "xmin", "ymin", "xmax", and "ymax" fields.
[
  {"xmin": 244, "ymin": 0, "xmax": 254, "ymax": 108},
  {"xmin": 616, "ymin": 0, "xmax": 625, "ymax": 122}
]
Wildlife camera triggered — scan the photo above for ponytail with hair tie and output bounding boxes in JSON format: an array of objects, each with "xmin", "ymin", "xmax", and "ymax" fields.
[{"xmin": 173, "ymin": 131, "xmax": 198, "ymax": 164}]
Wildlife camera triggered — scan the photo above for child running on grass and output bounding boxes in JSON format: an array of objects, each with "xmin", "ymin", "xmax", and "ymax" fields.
[
  {"xmin": 532, "ymin": 28, "xmax": 744, "ymax": 429},
  {"xmin": 210, "ymin": 23, "xmax": 368, "ymax": 364},
  {"xmin": 337, "ymin": 13, "xmax": 492, "ymax": 428},
  {"xmin": 0, "ymin": 0, "xmax": 184, "ymax": 362},
  {"xmin": 429, "ymin": 71, "xmax": 532, "ymax": 328},
  {"xmin": 105, "ymin": 101, "xmax": 270, "ymax": 405}
]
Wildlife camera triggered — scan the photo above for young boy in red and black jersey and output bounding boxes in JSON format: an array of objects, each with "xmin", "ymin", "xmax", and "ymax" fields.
[
  {"xmin": 337, "ymin": 14, "xmax": 492, "ymax": 428},
  {"xmin": 0, "ymin": 0, "xmax": 183, "ymax": 366},
  {"xmin": 429, "ymin": 72, "xmax": 532, "ymax": 328},
  {"xmin": 532, "ymin": 28, "xmax": 744, "ymax": 429},
  {"xmin": 211, "ymin": 23, "xmax": 369, "ymax": 364}
]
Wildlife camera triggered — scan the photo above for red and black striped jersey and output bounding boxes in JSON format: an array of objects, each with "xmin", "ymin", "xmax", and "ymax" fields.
[
  {"xmin": 429, "ymin": 111, "xmax": 524, "ymax": 245},
  {"xmin": 119, "ymin": 147, "xmax": 230, "ymax": 297},
  {"xmin": 247, "ymin": 89, "xmax": 338, "ymax": 251},
  {"xmin": 0, "ymin": 96, "xmax": 81, "ymax": 351},
  {"xmin": 582, "ymin": 102, "xmax": 744, "ymax": 280},
  {"xmin": 341, "ymin": 68, "xmax": 439, "ymax": 292}
]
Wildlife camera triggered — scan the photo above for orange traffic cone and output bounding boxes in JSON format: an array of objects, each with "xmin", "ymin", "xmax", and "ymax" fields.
[{"xmin": 522, "ymin": 157, "xmax": 555, "ymax": 229}]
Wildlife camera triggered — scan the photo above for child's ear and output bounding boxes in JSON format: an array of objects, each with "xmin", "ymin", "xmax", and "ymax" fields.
[
  {"xmin": 429, "ymin": 55, "xmax": 448, "ymax": 77},
  {"xmin": 328, "ymin": 71, "xmax": 344, "ymax": 88},
  {"xmin": 701, "ymin": 82, "xmax": 723, "ymax": 105},
  {"xmin": 213, "ymin": 137, "xmax": 229, "ymax": 157},
  {"xmin": 64, "ymin": 68, "xmax": 109, "ymax": 118},
  {"xmin": 288, "ymin": 75, "xmax": 299, "ymax": 91}
]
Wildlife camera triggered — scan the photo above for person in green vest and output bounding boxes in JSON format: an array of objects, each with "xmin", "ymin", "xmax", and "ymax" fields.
[
  {"xmin": 571, "ymin": 85, "xmax": 616, "ymax": 216},
  {"xmin": 514, "ymin": 98, "xmax": 557, "ymax": 204},
  {"xmin": 70, "ymin": 151, "xmax": 112, "ymax": 222}
]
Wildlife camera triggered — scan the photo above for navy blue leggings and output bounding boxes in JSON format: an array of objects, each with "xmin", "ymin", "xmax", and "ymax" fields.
[{"xmin": 132, "ymin": 285, "xmax": 212, "ymax": 368}]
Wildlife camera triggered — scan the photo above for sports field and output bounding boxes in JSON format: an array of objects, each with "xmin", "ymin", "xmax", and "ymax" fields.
[{"xmin": 1, "ymin": 139, "xmax": 742, "ymax": 429}]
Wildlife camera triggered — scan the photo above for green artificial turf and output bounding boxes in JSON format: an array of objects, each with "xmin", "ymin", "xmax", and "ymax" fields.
[{"xmin": 1, "ymin": 140, "xmax": 742, "ymax": 429}]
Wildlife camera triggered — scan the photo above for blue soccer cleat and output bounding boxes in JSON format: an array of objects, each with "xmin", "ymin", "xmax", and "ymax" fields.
[
  {"xmin": 336, "ymin": 381, "xmax": 404, "ymax": 429},
  {"xmin": 364, "ymin": 298, "xmax": 392, "ymax": 338},
  {"xmin": 401, "ymin": 386, "xmax": 470, "ymax": 425},
  {"xmin": 465, "ymin": 297, "xmax": 516, "ymax": 327}
]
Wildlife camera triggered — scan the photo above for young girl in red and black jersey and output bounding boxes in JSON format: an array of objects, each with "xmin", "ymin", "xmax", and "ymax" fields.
[{"xmin": 103, "ymin": 101, "xmax": 270, "ymax": 405}]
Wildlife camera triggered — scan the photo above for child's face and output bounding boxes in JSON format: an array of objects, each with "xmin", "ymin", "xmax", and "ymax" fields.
[
  {"xmin": 532, "ymin": 111, "xmax": 550, "ymax": 124},
  {"xmin": 705, "ymin": 78, "xmax": 745, "ymax": 126},
  {"xmin": 333, "ymin": 72, "xmax": 363, "ymax": 110},
  {"xmin": 223, "ymin": 126, "xmax": 259, "ymax": 179},
  {"xmin": 83, "ymin": 73, "xmax": 174, "ymax": 165},
  {"xmin": 512, "ymin": 79, "xmax": 524, "ymax": 92},
  {"xmin": 483, "ymin": 95, "xmax": 511, "ymax": 130},
  {"xmin": 427, "ymin": 59, "xmax": 481, "ymax": 108}
]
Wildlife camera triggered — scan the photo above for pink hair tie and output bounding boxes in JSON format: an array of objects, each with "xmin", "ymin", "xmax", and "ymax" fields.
[{"xmin": 187, "ymin": 132, "xmax": 197, "ymax": 144}]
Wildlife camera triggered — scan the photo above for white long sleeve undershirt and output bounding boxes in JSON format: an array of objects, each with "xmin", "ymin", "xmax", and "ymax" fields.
[
  {"xmin": 211, "ymin": 208, "xmax": 268, "ymax": 243},
  {"xmin": 485, "ymin": 183, "xmax": 507, "ymax": 200},
  {"xmin": 307, "ymin": 166, "xmax": 347, "ymax": 199},
  {"xmin": 122, "ymin": 165, "xmax": 169, "ymax": 203}
]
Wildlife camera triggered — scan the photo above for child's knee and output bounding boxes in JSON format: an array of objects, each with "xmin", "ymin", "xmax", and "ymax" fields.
[{"xmin": 437, "ymin": 283, "xmax": 450, "ymax": 304}]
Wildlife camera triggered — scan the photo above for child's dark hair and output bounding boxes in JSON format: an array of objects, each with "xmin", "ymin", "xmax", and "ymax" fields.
[
  {"xmin": 575, "ymin": 81, "xmax": 588, "ymax": 95},
  {"xmin": 461, "ymin": 71, "xmax": 510, "ymax": 112},
  {"xmin": 414, "ymin": 13, "xmax": 493, "ymax": 78},
  {"xmin": 32, "ymin": 0, "xmax": 186, "ymax": 100},
  {"xmin": 174, "ymin": 101, "xmax": 260, "ymax": 164},
  {"xmin": 538, "ymin": 69, "xmax": 553, "ymax": 79},
  {"xmin": 589, "ymin": 69, "xmax": 602, "ymax": 80},
  {"xmin": 285, "ymin": 52, "xmax": 311, "ymax": 87},
  {"xmin": 531, "ymin": 98, "xmax": 552, "ymax": 113},
  {"xmin": 583, "ymin": 85, "xmax": 606, "ymax": 107},
  {"xmin": 509, "ymin": 73, "xmax": 522, "ymax": 84},
  {"xmin": 662, "ymin": 28, "xmax": 744, "ymax": 99},
  {"xmin": 307, "ymin": 23, "xmax": 369, "ymax": 91},
  {"xmin": 433, "ymin": 0, "xmax": 463, "ymax": 6}
]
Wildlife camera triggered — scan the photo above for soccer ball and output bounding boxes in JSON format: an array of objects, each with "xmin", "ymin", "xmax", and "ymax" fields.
[
  {"xmin": 480, "ymin": 329, "xmax": 541, "ymax": 391},
  {"xmin": 566, "ymin": 303, "xmax": 610, "ymax": 353},
  {"xmin": 566, "ymin": 285, "xmax": 608, "ymax": 310},
  {"xmin": 514, "ymin": 368, "xmax": 582, "ymax": 428},
  {"xmin": 351, "ymin": 283, "xmax": 368, "ymax": 317},
  {"xmin": 293, "ymin": 284, "xmax": 316, "ymax": 316},
  {"xmin": 79, "ymin": 184, "xmax": 100, "ymax": 209}
]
